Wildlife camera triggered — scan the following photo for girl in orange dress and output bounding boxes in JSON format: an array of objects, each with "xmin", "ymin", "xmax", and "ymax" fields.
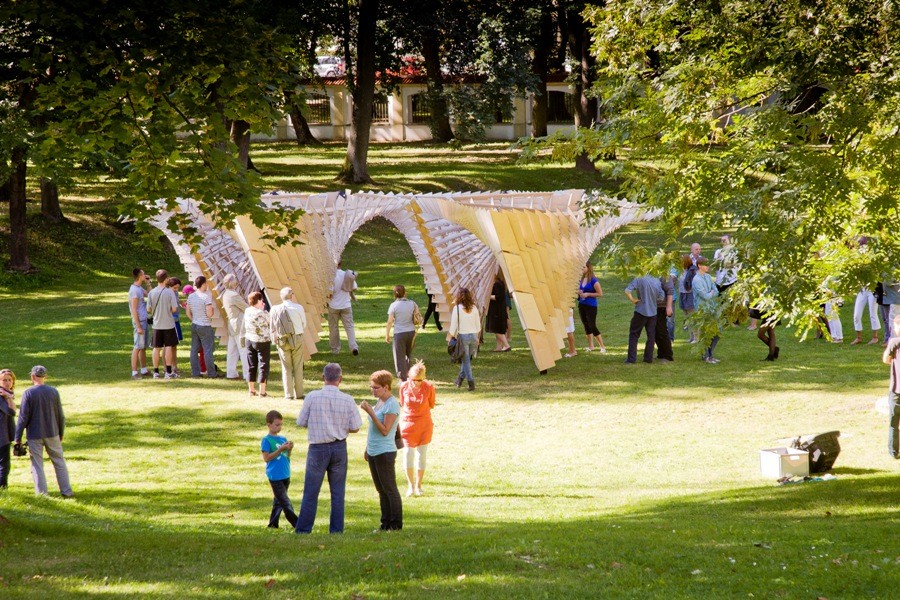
[{"xmin": 398, "ymin": 361, "xmax": 435, "ymax": 497}]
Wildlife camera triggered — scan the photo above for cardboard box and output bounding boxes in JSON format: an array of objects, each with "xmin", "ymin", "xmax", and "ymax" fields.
[{"xmin": 759, "ymin": 447, "xmax": 809, "ymax": 479}]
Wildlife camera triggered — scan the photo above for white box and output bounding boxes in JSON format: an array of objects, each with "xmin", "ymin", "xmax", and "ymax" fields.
[{"xmin": 759, "ymin": 447, "xmax": 809, "ymax": 478}]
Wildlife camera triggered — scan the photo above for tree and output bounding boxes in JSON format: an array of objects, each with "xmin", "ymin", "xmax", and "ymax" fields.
[
  {"xmin": 530, "ymin": 0, "xmax": 900, "ymax": 332},
  {"xmin": 0, "ymin": 0, "xmax": 305, "ymax": 271}
]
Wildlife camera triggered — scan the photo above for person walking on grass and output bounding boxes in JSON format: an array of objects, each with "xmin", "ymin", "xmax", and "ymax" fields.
[
  {"xmin": 385, "ymin": 284, "xmax": 421, "ymax": 381},
  {"xmin": 328, "ymin": 261, "xmax": 359, "ymax": 356},
  {"xmin": 448, "ymin": 287, "xmax": 481, "ymax": 391},
  {"xmin": 14, "ymin": 366, "xmax": 73, "ymax": 498},
  {"xmin": 270, "ymin": 287, "xmax": 308, "ymax": 401},
  {"xmin": 624, "ymin": 273, "xmax": 665, "ymax": 364},
  {"xmin": 261, "ymin": 410, "xmax": 297, "ymax": 529},
  {"xmin": 295, "ymin": 363, "xmax": 361, "ymax": 534},
  {"xmin": 360, "ymin": 369, "xmax": 403, "ymax": 531},
  {"xmin": 128, "ymin": 268, "xmax": 151, "ymax": 379},
  {"xmin": 882, "ymin": 314, "xmax": 900, "ymax": 459}
]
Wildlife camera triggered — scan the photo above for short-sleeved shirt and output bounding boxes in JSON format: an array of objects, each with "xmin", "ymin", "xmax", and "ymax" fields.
[
  {"xmin": 148, "ymin": 285, "xmax": 178, "ymax": 330},
  {"xmin": 129, "ymin": 284, "xmax": 148, "ymax": 322},
  {"xmin": 388, "ymin": 298, "xmax": 418, "ymax": 334},
  {"xmin": 243, "ymin": 306, "xmax": 270, "ymax": 343},
  {"xmin": 657, "ymin": 276, "xmax": 675, "ymax": 308},
  {"xmin": 366, "ymin": 396, "xmax": 400, "ymax": 456},
  {"xmin": 297, "ymin": 385, "xmax": 362, "ymax": 444},
  {"xmin": 888, "ymin": 337, "xmax": 900, "ymax": 394},
  {"xmin": 329, "ymin": 269, "xmax": 357, "ymax": 310},
  {"xmin": 261, "ymin": 434, "xmax": 291, "ymax": 481},
  {"xmin": 186, "ymin": 290, "xmax": 213, "ymax": 326},
  {"xmin": 625, "ymin": 275, "xmax": 665, "ymax": 317},
  {"xmin": 579, "ymin": 277, "xmax": 600, "ymax": 307}
]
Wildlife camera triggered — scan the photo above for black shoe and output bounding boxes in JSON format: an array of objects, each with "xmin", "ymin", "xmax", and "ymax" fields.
[
  {"xmin": 467, "ymin": 380, "xmax": 475, "ymax": 391},
  {"xmin": 352, "ymin": 348, "xmax": 359, "ymax": 356},
  {"xmin": 763, "ymin": 355, "xmax": 774, "ymax": 361},
  {"xmin": 774, "ymin": 346, "xmax": 780, "ymax": 359}
]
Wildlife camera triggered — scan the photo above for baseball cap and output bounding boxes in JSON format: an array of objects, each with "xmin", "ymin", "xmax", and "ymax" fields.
[{"xmin": 31, "ymin": 365, "xmax": 48, "ymax": 378}]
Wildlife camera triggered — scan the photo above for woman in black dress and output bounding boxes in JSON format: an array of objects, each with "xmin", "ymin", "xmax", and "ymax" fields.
[{"xmin": 485, "ymin": 273, "xmax": 511, "ymax": 352}]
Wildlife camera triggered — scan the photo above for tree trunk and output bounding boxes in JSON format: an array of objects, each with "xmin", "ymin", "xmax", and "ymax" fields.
[
  {"xmin": 566, "ymin": 6, "xmax": 598, "ymax": 173},
  {"xmin": 284, "ymin": 90, "xmax": 322, "ymax": 146},
  {"xmin": 422, "ymin": 30, "xmax": 454, "ymax": 143},
  {"xmin": 530, "ymin": 4, "xmax": 555, "ymax": 138},
  {"xmin": 337, "ymin": 0, "xmax": 378, "ymax": 184},
  {"xmin": 40, "ymin": 178, "xmax": 65, "ymax": 222},
  {"xmin": 230, "ymin": 119, "xmax": 252, "ymax": 169},
  {"xmin": 531, "ymin": 78, "xmax": 549, "ymax": 138},
  {"xmin": 6, "ymin": 147, "xmax": 34, "ymax": 273}
]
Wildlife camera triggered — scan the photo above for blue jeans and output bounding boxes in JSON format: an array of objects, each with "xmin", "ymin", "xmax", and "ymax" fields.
[
  {"xmin": 703, "ymin": 335, "xmax": 720, "ymax": 359},
  {"xmin": 889, "ymin": 391, "xmax": 900, "ymax": 458},
  {"xmin": 296, "ymin": 440, "xmax": 348, "ymax": 534},
  {"xmin": 268, "ymin": 477, "xmax": 297, "ymax": 528},
  {"xmin": 458, "ymin": 333, "xmax": 478, "ymax": 382},
  {"xmin": 190, "ymin": 324, "xmax": 216, "ymax": 377}
]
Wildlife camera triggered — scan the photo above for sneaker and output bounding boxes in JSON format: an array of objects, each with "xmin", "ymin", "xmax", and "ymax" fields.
[
  {"xmin": 164, "ymin": 372, "xmax": 179, "ymax": 379},
  {"xmin": 415, "ymin": 487, "xmax": 423, "ymax": 496},
  {"xmin": 704, "ymin": 357, "xmax": 720, "ymax": 364},
  {"xmin": 352, "ymin": 348, "xmax": 359, "ymax": 356},
  {"xmin": 584, "ymin": 347, "xmax": 594, "ymax": 352},
  {"xmin": 405, "ymin": 486, "xmax": 415, "ymax": 498},
  {"xmin": 140, "ymin": 371, "xmax": 152, "ymax": 378},
  {"xmin": 564, "ymin": 352, "xmax": 577, "ymax": 358},
  {"xmin": 131, "ymin": 374, "xmax": 142, "ymax": 380},
  {"xmin": 598, "ymin": 347, "xmax": 608, "ymax": 354},
  {"xmin": 152, "ymin": 372, "xmax": 161, "ymax": 379}
]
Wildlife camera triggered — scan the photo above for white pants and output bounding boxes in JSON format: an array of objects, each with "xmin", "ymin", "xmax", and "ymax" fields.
[
  {"xmin": 277, "ymin": 340, "xmax": 305, "ymax": 400},
  {"xmin": 405, "ymin": 444, "xmax": 428, "ymax": 471},
  {"xmin": 226, "ymin": 333, "xmax": 249, "ymax": 379},
  {"xmin": 328, "ymin": 307, "xmax": 358, "ymax": 353},
  {"xmin": 825, "ymin": 301, "xmax": 843, "ymax": 341},
  {"xmin": 853, "ymin": 289, "xmax": 880, "ymax": 332}
]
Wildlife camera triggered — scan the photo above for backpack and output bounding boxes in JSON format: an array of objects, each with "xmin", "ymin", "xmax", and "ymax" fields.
[{"xmin": 683, "ymin": 266, "xmax": 697, "ymax": 292}]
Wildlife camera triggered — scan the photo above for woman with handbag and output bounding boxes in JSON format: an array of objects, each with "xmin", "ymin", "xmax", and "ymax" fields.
[
  {"xmin": 0, "ymin": 368, "xmax": 17, "ymax": 489},
  {"xmin": 385, "ymin": 284, "xmax": 421, "ymax": 381},
  {"xmin": 360, "ymin": 370, "xmax": 403, "ymax": 531},
  {"xmin": 398, "ymin": 360, "xmax": 435, "ymax": 497},
  {"xmin": 448, "ymin": 287, "xmax": 481, "ymax": 391}
]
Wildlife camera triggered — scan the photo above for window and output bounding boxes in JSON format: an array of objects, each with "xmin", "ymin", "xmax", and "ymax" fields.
[
  {"xmin": 372, "ymin": 94, "xmax": 389, "ymax": 124},
  {"xmin": 494, "ymin": 104, "xmax": 513, "ymax": 124},
  {"xmin": 547, "ymin": 91, "xmax": 575, "ymax": 124},
  {"xmin": 409, "ymin": 93, "xmax": 430, "ymax": 124},
  {"xmin": 304, "ymin": 92, "xmax": 331, "ymax": 124}
]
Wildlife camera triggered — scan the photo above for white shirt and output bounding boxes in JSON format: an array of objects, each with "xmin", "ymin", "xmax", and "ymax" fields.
[
  {"xmin": 449, "ymin": 305, "xmax": 481, "ymax": 336},
  {"xmin": 713, "ymin": 246, "xmax": 738, "ymax": 286},
  {"xmin": 329, "ymin": 269, "xmax": 357, "ymax": 310}
]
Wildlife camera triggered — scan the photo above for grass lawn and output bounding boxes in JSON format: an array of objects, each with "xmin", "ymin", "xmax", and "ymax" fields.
[{"xmin": 0, "ymin": 142, "xmax": 897, "ymax": 598}]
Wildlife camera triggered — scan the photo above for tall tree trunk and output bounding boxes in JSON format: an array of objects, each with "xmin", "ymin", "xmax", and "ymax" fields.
[
  {"xmin": 531, "ymin": 79, "xmax": 549, "ymax": 138},
  {"xmin": 566, "ymin": 6, "xmax": 598, "ymax": 173},
  {"xmin": 530, "ymin": 4, "xmax": 555, "ymax": 138},
  {"xmin": 230, "ymin": 119, "xmax": 252, "ymax": 169},
  {"xmin": 422, "ymin": 30, "xmax": 453, "ymax": 143},
  {"xmin": 284, "ymin": 90, "xmax": 322, "ymax": 146},
  {"xmin": 337, "ymin": 0, "xmax": 378, "ymax": 184},
  {"xmin": 6, "ymin": 147, "xmax": 34, "ymax": 273},
  {"xmin": 40, "ymin": 178, "xmax": 65, "ymax": 222}
]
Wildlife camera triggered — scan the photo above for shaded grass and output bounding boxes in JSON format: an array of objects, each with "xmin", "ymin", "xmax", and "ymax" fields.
[{"xmin": 0, "ymin": 143, "xmax": 897, "ymax": 598}]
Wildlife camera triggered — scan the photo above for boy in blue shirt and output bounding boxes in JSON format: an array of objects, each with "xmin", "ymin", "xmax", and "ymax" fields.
[{"xmin": 261, "ymin": 410, "xmax": 297, "ymax": 529}]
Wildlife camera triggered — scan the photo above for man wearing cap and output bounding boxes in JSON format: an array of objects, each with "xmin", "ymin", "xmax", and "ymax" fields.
[
  {"xmin": 270, "ymin": 287, "xmax": 308, "ymax": 400},
  {"xmin": 14, "ymin": 366, "xmax": 73, "ymax": 497}
]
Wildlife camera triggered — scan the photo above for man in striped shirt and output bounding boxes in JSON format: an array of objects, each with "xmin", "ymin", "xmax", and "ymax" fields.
[
  {"xmin": 186, "ymin": 275, "xmax": 218, "ymax": 378},
  {"xmin": 295, "ymin": 363, "xmax": 361, "ymax": 534}
]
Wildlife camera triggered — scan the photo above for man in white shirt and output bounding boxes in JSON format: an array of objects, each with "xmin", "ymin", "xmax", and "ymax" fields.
[
  {"xmin": 220, "ymin": 273, "xmax": 250, "ymax": 380},
  {"xmin": 328, "ymin": 262, "xmax": 359, "ymax": 355},
  {"xmin": 185, "ymin": 275, "xmax": 218, "ymax": 378},
  {"xmin": 271, "ymin": 287, "xmax": 308, "ymax": 400}
]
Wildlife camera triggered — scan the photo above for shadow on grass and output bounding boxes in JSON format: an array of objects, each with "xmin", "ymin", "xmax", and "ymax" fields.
[{"xmin": 1, "ymin": 474, "xmax": 896, "ymax": 598}]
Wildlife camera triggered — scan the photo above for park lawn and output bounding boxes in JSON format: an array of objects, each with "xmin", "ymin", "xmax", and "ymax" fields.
[{"xmin": 0, "ymin": 142, "xmax": 897, "ymax": 598}]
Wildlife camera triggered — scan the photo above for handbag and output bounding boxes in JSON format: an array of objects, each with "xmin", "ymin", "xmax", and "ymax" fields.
[
  {"xmin": 394, "ymin": 425, "xmax": 404, "ymax": 450},
  {"xmin": 447, "ymin": 306, "xmax": 465, "ymax": 363},
  {"xmin": 412, "ymin": 304, "xmax": 423, "ymax": 328}
]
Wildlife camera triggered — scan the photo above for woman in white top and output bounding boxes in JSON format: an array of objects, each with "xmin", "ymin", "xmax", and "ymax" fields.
[
  {"xmin": 243, "ymin": 291, "xmax": 271, "ymax": 397},
  {"xmin": 447, "ymin": 287, "xmax": 481, "ymax": 391}
]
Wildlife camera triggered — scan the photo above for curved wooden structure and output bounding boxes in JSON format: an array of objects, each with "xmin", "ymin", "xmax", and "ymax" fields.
[{"xmin": 150, "ymin": 190, "xmax": 660, "ymax": 372}]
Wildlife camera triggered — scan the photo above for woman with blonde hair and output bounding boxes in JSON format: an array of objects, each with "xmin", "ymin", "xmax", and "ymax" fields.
[
  {"xmin": 398, "ymin": 360, "xmax": 435, "ymax": 496},
  {"xmin": 448, "ymin": 287, "xmax": 481, "ymax": 391},
  {"xmin": 0, "ymin": 368, "xmax": 17, "ymax": 488},
  {"xmin": 360, "ymin": 370, "xmax": 403, "ymax": 530}
]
